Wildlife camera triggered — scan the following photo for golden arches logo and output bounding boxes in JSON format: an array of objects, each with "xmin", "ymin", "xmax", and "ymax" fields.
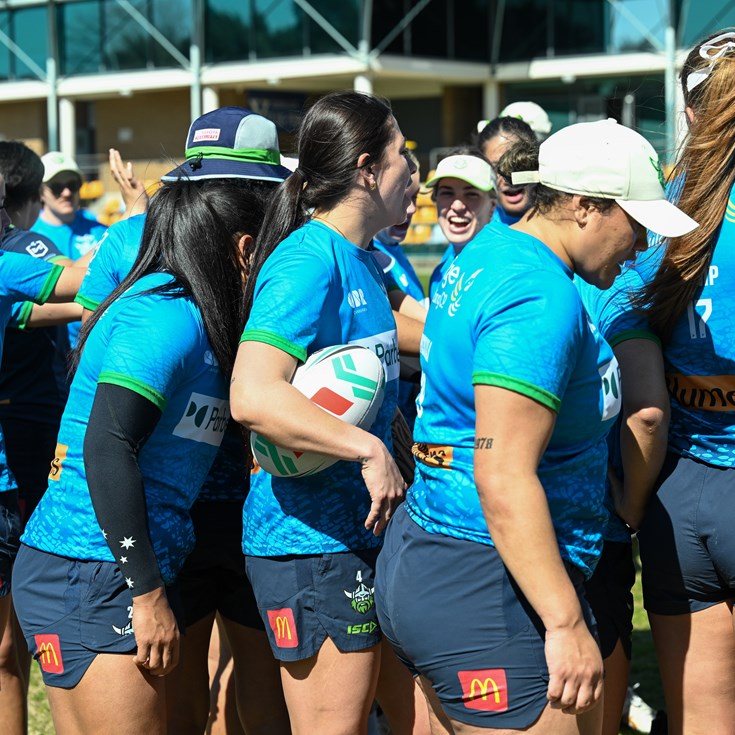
[
  {"xmin": 34, "ymin": 634, "xmax": 64, "ymax": 673},
  {"xmin": 275, "ymin": 616, "xmax": 292, "ymax": 641},
  {"xmin": 469, "ymin": 677, "xmax": 501, "ymax": 703},
  {"xmin": 38, "ymin": 642, "xmax": 59, "ymax": 668},
  {"xmin": 267, "ymin": 608, "xmax": 298, "ymax": 648}
]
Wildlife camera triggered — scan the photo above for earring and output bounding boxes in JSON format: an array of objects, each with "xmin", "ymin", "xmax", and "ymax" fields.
[{"xmin": 369, "ymin": 181, "xmax": 377, "ymax": 191}]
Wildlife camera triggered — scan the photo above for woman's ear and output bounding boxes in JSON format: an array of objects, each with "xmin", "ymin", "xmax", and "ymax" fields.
[
  {"xmin": 357, "ymin": 152, "xmax": 376, "ymax": 191},
  {"xmin": 573, "ymin": 195, "xmax": 594, "ymax": 228},
  {"xmin": 237, "ymin": 233, "xmax": 254, "ymax": 272},
  {"xmin": 685, "ymin": 105, "xmax": 696, "ymax": 126}
]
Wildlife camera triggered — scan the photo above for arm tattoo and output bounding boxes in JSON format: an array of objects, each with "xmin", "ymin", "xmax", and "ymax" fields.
[{"xmin": 474, "ymin": 437, "xmax": 494, "ymax": 450}]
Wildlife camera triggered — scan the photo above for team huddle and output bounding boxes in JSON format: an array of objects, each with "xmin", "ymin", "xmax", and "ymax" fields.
[{"xmin": 0, "ymin": 27, "xmax": 733, "ymax": 735}]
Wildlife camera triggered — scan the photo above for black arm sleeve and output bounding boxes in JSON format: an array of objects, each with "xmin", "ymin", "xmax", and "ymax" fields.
[{"xmin": 83, "ymin": 382, "xmax": 163, "ymax": 597}]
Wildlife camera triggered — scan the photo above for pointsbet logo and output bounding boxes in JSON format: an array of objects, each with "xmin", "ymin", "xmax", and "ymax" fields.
[{"xmin": 172, "ymin": 393, "xmax": 229, "ymax": 446}]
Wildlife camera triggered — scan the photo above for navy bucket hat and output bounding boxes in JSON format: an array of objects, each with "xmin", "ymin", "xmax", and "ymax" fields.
[{"xmin": 161, "ymin": 106, "xmax": 292, "ymax": 183}]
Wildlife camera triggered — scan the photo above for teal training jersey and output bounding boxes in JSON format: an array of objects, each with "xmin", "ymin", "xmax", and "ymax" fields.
[
  {"xmin": 75, "ymin": 214, "xmax": 146, "ymax": 311},
  {"xmin": 575, "ymin": 267, "xmax": 656, "ymax": 543},
  {"xmin": 21, "ymin": 273, "xmax": 229, "ymax": 583},
  {"xmin": 241, "ymin": 220, "xmax": 399, "ymax": 556},
  {"xmin": 407, "ymin": 220, "xmax": 620, "ymax": 577},
  {"xmin": 74, "ymin": 213, "xmax": 246, "ymax": 503},
  {"xmin": 634, "ymin": 182, "xmax": 735, "ymax": 467}
]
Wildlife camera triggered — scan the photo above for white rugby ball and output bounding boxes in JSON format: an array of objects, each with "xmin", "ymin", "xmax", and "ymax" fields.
[{"xmin": 250, "ymin": 344, "xmax": 386, "ymax": 478}]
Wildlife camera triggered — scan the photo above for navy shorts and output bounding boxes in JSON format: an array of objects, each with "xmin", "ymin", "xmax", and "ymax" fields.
[
  {"xmin": 583, "ymin": 540, "xmax": 635, "ymax": 659},
  {"xmin": 376, "ymin": 505, "xmax": 597, "ymax": 730},
  {"xmin": 245, "ymin": 548, "xmax": 382, "ymax": 662},
  {"xmin": 12, "ymin": 544, "xmax": 183, "ymax": 688},
  {"xmin": 0, "ymin": 490, "xmax": 22, "ymax": 598},
  {"xmin": 639, "ymin": 452, "xmax": 735, "ymax": 615},
  {"xmin": 177, "ymin": 500, "xmax": 262, "ymax": 629}
]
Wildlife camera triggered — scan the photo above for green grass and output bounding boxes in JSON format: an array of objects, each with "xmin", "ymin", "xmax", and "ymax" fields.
[{"xmin": 28, "ymin": 665, "xmax": 53, "ymax": 735}]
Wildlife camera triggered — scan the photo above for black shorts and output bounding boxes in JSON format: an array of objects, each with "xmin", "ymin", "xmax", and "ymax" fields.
[
  {"xmin": 177, "ymin": 500, "xmax": 262, "ymax": 629},
  {"xmin": 583, "ymin": 540, "xmax": 635, "ymax": 659},
  {"xmin": 2, "ymin": 419, "xmax": 58, "ymax": 520},
  {"xmin": 0, "ymin": 490, "xmax": 21, "ymax": 597},
  {"xmin": 639, "ymin": 452, "xmax": 735, "ymax": 615}
]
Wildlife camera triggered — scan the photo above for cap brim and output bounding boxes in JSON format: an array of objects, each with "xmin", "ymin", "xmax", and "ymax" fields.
[
  {"xmin": 617, "ymin": 198, "xmax": 699, "ymax": 238},
  {"xmin": 161, "ymin": 158, "xmax": 292, "ymax": 183},
  {"xmin": 423, "ymin": 172, "xmax": 493, "ymax": 191},
  {"xmin": 44, "ymin": 167, "xmax": 82, "ymax": 183}
]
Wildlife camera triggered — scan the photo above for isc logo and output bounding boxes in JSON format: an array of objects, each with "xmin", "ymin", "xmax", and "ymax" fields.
[{"xmin": 172, "ymin": 393, "xmax": 229, "ymax": 446}]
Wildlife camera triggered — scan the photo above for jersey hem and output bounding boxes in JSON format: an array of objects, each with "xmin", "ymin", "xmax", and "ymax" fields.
[
  {"xmin": 98, "ymin": 371, "xmax": 167, "ymax": 411},
  {"xmin": 240, "ymin": 329, "xmax": 307, "ymax": 362},
  {"xmin": 472, "ymin": 371, "xmax": 561, "ymax": 413},
  {"xmin": 74, "ymin": 293, "xmax": 101, "ymax": 311},
  {"xmin": 13, "ymin": 301, "xmax": 34, "ymax": 330},
  {"xmin": 608, "ymin": 329, "xmax": 660, "ymax": 348},
  {"xmin": 36, "ymin": 264, "xmax": 64, "ymax": 304}
]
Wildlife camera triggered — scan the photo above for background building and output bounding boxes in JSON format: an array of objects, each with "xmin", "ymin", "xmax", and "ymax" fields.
[{"xmin": 0, "ymin": 0, "xmax": 731, "ymax": 182}]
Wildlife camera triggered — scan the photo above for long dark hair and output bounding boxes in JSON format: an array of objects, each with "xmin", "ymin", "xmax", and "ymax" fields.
[
  {"xmin": 637, "ymin": 29, "xmax": 735, "ymax": 341},
  {"xmin": 477, "ymin": 116, "xmax": 536, "ymax": 152},
  {"xmin": 0, "ymin": 141, "xmax": 44, "ymax": 211},
  {"xmin": 72, "ymin": 178, "xmax": 274, "ymax": 378},
  {"xmin": 243, "ymin": 90, "xmax": 395, "ymax": 321}
]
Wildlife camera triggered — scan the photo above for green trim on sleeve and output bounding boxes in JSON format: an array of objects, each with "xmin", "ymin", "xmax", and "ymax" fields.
[
  {"xmin": 98, "ymin": 371, "xmax": 167, "ymax": 411},
  {"xmin": 35, "ymin": 263, "xmax": 64, "ymax": 304},
  {"xmin": 74, "ymin": 293, "xmax": 101, "ymax": 311},
  {"xmin": 472, "ymin": 371, "xmax": 561, "ymax": 413},
  {"xmin": 608, "ymin": 329, "xmax": 660, "ymax": 348},
  {"xmin": 49, "ymin": 255, "xmax": 68, "ymax": 265},
  {"xmin": 13, "ymin": 301, "xmax": 34, "ymax": 330},
  {"xmin": 239, "ymin": 329, "xmax": 308, "ymax": 363}
]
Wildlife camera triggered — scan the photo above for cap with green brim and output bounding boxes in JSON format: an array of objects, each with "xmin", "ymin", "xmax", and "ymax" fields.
[
  {"xmin": 424, "ymin": 155, "xmax": 494, "ymax": 192},
  {"xmin": 511, "ymin": 119, "xmax": 698, "ymax": 239}
]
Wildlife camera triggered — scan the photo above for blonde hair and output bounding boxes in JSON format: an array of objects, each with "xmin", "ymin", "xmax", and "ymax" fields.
[{"xmin": 639, "ymin": 32, "xmax": 735, "ymax": 340}]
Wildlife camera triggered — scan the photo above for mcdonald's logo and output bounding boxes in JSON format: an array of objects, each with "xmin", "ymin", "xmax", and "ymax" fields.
[
  {"xmin": 457, "ymin": 668, "xmax": 508, "ymax": 712},
  {"xmin": 267, "ymin": 608, "xmax": 298, "ymax": 648},
  {"xmin": 34, "ymin": 634, "xmax": 64, "ymax": 674}
]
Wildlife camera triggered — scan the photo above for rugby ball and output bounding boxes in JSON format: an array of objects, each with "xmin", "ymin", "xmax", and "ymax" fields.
[{"xmin": 250, "ymin": 344, "xmax": 386, "ymax": 478}]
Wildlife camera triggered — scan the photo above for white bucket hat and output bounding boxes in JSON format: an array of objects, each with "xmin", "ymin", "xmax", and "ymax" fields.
[
  {"xmin": 512, "ymin": 119, "xmax": 698, "ymax": 238},
  {"xmin": 424, "ymin": 155, "xmax": 494, "ymax": 192}
]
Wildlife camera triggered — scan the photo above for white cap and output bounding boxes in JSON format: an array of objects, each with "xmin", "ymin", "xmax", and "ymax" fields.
[
  {"xmin": 41, "ymin": 152, "xmax": 81, "ymax": 182},
  {"xmin": 424, "ymin": 155, "xmax": 494, "ymax": 192},
  {"xmin": 499, "ymin": 101, "xmax": 552, "ymax": 138},
  {"xmin": 511, "ymin": 119, "xmax": 698, "ymax": 239}
]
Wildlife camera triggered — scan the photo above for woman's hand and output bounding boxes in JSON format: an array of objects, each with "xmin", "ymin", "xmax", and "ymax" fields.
[
  {"xmin": 545, "ymin": 619, "xmax": 604, "ymax": 714},
  {"xmin": 361, "ymin": 438, "xmax": 406, "ymax": 535},
  {"xmin": 132, "ymin": 587, "xmax": 179, "ymax": 676}
]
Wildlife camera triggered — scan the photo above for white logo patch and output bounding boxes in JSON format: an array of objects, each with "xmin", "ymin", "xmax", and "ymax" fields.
[
  {"xmin": 192, "ymin": 128, "xmax": 221, "ymax": 142},
  {"xmin": 172, "ymin": 393, "xmax": 229, "ymax": 446},
  {"xmin": 599, "ymin": 358, "xmax": 622, "ymax": 421},
  {"xmin": 25, "ymin": 240, "xmax": 49, "ymax": 258},
  {"xmin": 350, "ymin": 330, "xmax": 400, "ymax": 382}
]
